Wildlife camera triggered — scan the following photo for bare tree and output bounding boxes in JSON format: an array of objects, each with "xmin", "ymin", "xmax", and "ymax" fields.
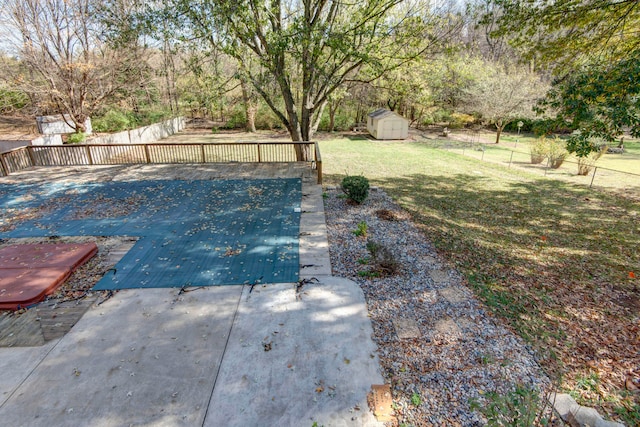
[
  {"xmin": 463, "ymin": 61, "xmax": 548, "ymax": 143},
  {"xmin": 0, "ymin": 0, "xmax": 150, "ymax": 133}
]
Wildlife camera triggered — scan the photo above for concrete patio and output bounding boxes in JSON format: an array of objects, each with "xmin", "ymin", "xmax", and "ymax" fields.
[{"xmin": 0, "ymin": 164, "xmax": 385, "ymax": 426}]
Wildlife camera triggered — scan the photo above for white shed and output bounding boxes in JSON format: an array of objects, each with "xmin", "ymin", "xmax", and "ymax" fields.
[{"xmin": 367, "ymin": 109, "xmax": 409, "ymax": 140}]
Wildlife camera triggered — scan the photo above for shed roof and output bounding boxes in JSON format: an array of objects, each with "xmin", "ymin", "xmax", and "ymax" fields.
[
  {"xmin": 367, "ymin": 109, "xmax": 407, "ymax": 121},
  {"xmin": 368, "ymin": 109, "xmax": 393, "ymax": 119}
]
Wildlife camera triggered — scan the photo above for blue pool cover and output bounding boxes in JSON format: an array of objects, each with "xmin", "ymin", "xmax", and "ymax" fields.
[{"xmin": 0, "ymin": 179, "xmax": 301, "ymax": 290}]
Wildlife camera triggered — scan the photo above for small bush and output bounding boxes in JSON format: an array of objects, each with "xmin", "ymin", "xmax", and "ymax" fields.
[
  {"xmin": 547, "ymin": 137, "xmax": 568, "ymax": 169},
  {"xmin": 93, "ymin": 109, "xmax": 131, "ymax": 132},
  {"xmin": 341, "ymin": 175, "xmax": 370, "ymax": 204},
  {"xmin": 411, "ymin": 392, "xmax": 422, "ymax": 407},
  {"xmin": 530, "ymin": 138, "xmax": 547, "ymax": 164},
  {"xmin": 575, "ymin": 143, "xmax": 606, "ymax": 175},
  {"xmin": 433, "ymin": 109, "xmax": 453, "ymax": 125},
  {"xmin": 138, "ymin": 108, "xmax": 171, "ymax": 125},
  {"xmin": 222, "ymin": 108, "xmax": 247, "ymax": 129},
  {"xmin": 0, "ymin": 88, "xmax": 29, "ymax": 113},
  {"xmin": 419, "ymin": 111, "xmax": 435, "ymax": 127},
  {"xmin": 530, "ymin": 136, "xmax": 568, "ymax": 167},
  {"xmin": 353, "ymin": 221, "xmax": 368, "ymax": 237},
  {"xmin": 66, "ymin": 132, "xmax": 86, "ymax": 144},
  {"xmin": 254, "ymin": 108, "xmax": 282, "ymax": 130},
  {"xmin": 449, "ymin": 112, "xmax": 475, "ymax": 129}
]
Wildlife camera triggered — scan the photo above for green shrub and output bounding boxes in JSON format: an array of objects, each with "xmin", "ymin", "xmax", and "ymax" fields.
[
  {"xmin": 319, "ymin": 109, "xmax": 353, "ymax": 132},
  {"xmin": 449, "ymin": 112, "xmax": 476, "ymax": 129},
  {"xmin": 411, "ymin": 392, "xmax": 422, "ymax": 406},
  {"xmin": 138, "ymin": 108, "xmax": 171, "ymax": 125},
  {"xmin": 0, "ymin": 88, "xmax": 29, "ymax": 113},
  {"xmin": 419, "ymin": 110, "xmax": 435, "ymax": 127},
  {"xmin": 93, "ymin": 110, "xmax": 131, "ymax": 132},
  {"xmin": 222, "ymin": 107, "xmax": 247, "ymax": 129},
  {"xmin": 547, "ymin": 137, "xmax": 568, "ymax": 169},
  {"xmin": 434, "ymin": 109, "xmax": 452, "ymax": 124},
  {"xmin": 66, "ymin": 132, "xmax": 86, "ymax": 144},
  {"xmin": 254, "ymin": 108, "xmax": 282, "ymax": 130},
  {"xmin": 341, "ymin": 175, "xmax": 370, "ymax": 204},
  {"xmin": 530, "ymin": 138, "xmax": 547, "ymax": 164},
  {"xmin": 530, "ymin": 117, "xmax": 576, "ymax": 136},
  {"xmin": 530, "ymin": 136, "xmax": 568, "ymax": 167},
  {"xmin": 504, "ymin": 119, "xmax": 534, "ymax": 133},
  {"xmin": 352, "ymin": 221, "xmax": 368, "ymax": 237}
]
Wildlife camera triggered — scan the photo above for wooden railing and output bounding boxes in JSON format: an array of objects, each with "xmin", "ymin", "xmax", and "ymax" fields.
[{"xmin": 0, "ymin": 142, "xmax": 323, "ymax": 184}]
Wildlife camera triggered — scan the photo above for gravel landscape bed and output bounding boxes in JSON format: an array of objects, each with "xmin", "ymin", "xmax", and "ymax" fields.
[{"xmin": 324, "ymin": 187, "xmax": 556, "ymax": 426}]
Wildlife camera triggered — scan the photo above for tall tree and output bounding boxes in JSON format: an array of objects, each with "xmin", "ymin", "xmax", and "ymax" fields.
[
  {"xmin": 487, "ymin": 0, "xmax": 640, "ymax": 154},
  {"xmin": 169, "ymin": 0, "xmax": 452, "ymax": 155}
]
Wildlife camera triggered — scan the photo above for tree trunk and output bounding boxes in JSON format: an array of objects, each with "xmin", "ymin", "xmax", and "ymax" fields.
[
  {"xmin": 328, "ymin": 101, "xmax": 339, "ymax": 132},
  {"xmin": 311, "ymin": 100, "xmax": 327, "ymax": 137},
  {"xmin": 246, "ymin": 104, "xmax": 257, "ymax": 133},
  {"xmin": 240, "ymin": 77, "xmax": 257, "ymax": 133},
  {"xmin": 495, "ymin": 120, "xmax": 504, "ymax": 144},
  {"xmin": 328, "ymin": 110, "xmax": 335, "ymax": 132}
]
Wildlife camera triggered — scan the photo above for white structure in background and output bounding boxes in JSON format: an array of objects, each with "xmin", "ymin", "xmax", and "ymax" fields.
[
  {"xmin": 1, "ymin": 117, "xmax": 186, "ymax": 153},
  {"xmin": 36, "ymin": 114, "xmax": 92, "ymax": 136},
  {"xmin": 367, "ymin": 109, "xmax": 409, "ymax": 140},
  {"xmin": 31, "ymin": 114, "xmax": 93, "ymax": 146}
]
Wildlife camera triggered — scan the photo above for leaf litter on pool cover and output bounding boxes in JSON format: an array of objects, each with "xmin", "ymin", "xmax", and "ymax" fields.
[{"xmin": 0, "ymin": 179, "xmax": 301, "ymax": 289}]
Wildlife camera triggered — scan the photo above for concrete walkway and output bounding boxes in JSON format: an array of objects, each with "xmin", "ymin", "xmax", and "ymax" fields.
[{"xmin": 0, "ymin": 166, "xmax": 385, "ymax": 426}]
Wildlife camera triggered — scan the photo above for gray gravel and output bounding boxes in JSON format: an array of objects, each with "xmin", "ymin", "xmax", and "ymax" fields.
[{"xmin": 324, "ymin": 187, "xmax": 553, "ymax": 426}]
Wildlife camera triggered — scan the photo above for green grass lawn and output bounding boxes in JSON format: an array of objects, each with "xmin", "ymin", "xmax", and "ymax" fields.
[
  {"xmin": 320, "ymin": 136, "xmax": 640, "ymax": 424},
  {"xmin": 437, "ymin": 133, "xmax": 640, "ymax": 194}
]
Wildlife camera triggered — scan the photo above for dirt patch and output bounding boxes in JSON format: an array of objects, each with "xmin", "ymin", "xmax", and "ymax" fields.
[{"xmin": 0, "ymin": 114, "xmax": 38, "ymax": 140}]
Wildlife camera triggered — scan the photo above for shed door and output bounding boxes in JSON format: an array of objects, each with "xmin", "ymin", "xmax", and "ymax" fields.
[{"xmin": 382, "ymin": 120, "xmax": 403, "ymax": 139}]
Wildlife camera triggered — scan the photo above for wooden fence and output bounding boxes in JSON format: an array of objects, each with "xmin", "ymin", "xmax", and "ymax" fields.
[{"xmin": 0, "ymin": 142, "xmax": 322, "ymax": 184}]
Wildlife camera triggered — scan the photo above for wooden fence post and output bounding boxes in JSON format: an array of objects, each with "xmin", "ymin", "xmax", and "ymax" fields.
[
  {"xmin": 144, "ymin": 144, "xmax": 151, "ymax": 163},
  {"xmin": 86, "ymin": 145, "xmax": 94, "ymax": 165},
  {"xmin": 0, "ymin": 153, "xmax": 8, "ymax": 176},
  {"xmin": 314, "ymin": 142, "xmax": 322, "ymax": 185},
  {"xmin": 26, "ymin": 146, "xmax": 36, "ymax": 167}
]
